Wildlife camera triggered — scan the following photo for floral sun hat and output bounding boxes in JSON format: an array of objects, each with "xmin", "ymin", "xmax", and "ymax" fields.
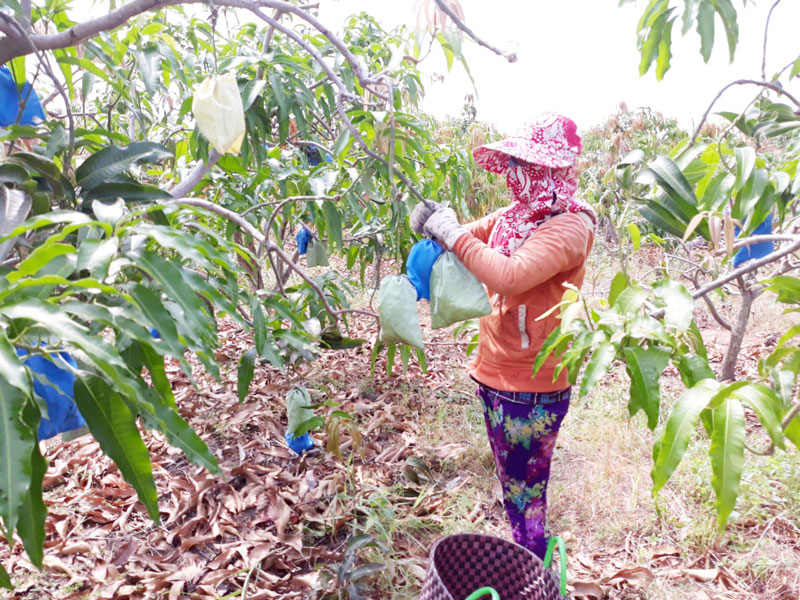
[{"xmin": 473, "ymin": 113, "xmax": 582, "ymax": 173}]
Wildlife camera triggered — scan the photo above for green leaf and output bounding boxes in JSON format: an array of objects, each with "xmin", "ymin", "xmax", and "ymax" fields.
[
  {"xmin": 696, "ymin": 0, "xmax": 715, "ymax": 62},
  {"xmin": 730, "ymin": 384, "xmax": 784, "ymax": 449},
  {"xmin": 129, "ymin": 284, "xmax": 186, "ymax": 359},
  {"xmin": 17, "ymin": 399, "xmax": 45, "ymax": 569},
  {"xmin": 83, "ymin": 182, "xmax": 172, "ymax": 203},
  {"xmin": 251, "ymin": 297, "xmax": 268, "ymax": 357},
  {"xmin": 9, "ymin": 242, "xmax": 76, "ymax": 283},
  {"xmin": 639, "ymin": 9, "xmax": 671, "ymax": 77},
  {"xmin": 286, "ymin": 388, "xmax": 314, "ymax": 435},
  {"xmin": 136, "ymin": 44, "xmax": 161, "ymax": 95},
  {"xmin": 0, "ymin": 562, "xmax": 10, "ymax": 589},
  {"xmin": 710, "ymin": 397, "xmax": 745, "ymax": 530},
  {"xmin": 613, "ymin": 285, "xmax": 647, "ymax": 315},
  {"xmin": 624, "ymin": 346, "xmax": 671, "ymax": 430},
  {"xmin": 73, "ymin": 374, "xmax": 159, "ymax": 520},
  {"xmin": 0, "ymin": 379, "xmax": 35, "ymax": 544},
  {"xmin": 711, "ymin": 0, "xmax": 739, "ymax": 63},
  {"xmin": 145, "ymin": 389, "xmax": 220, "ymax": 472},
  {"xmin": 678, "ymin": 353, "xmax": 715, "ymax": 387},
  {"xmin": 241, "ymin": 79, "xmax": 267, "ymax": 111},
  {"xmin": 579, "ymin": 341, "xmax": 617, "ymax": 398},
  {"xmin": 609, "ymin": 272, "xmax": 629, "ymax": 307},
  {"xmin": 237, "ymin": 347, "xmax": 257, "ymax": 402},
  {"xmin": 655, "ymin": 16, "xmax": 675, "ymax": 79},
  {"xmin": 0, "ymin": 331, "xmax": 31, "ymax": 394},
  {"xmin": 785, "ymin": 410, "xmax": 800, "ymax": 451},
  {"xmin": 652, "ymin": 378, "xmax": 720, "ymax": 492},
  {"xmin": 627, "ymin": 223, "xmax": 641, "ymax": 251},
  {"xmin": 130, "ymin": 251, "xmax": 214, "ymax": 349},
  {"xmin": 791, "ymin": 54, "xmax": 800, "ymax": 79},
  {"xmin": 733, "ymin": 146, "xmax": 755, "ymax": 193},
  {"xmin": 322, "ymin": 202, "xmax": 343, "ymax": 251},
  {"xmin": 647, "ymin": 155, "xmax": 699, "ymax": 219},
  {"xmin": 415, "ymin": 347, "xmax": 427, "ymax": 374},
  {"xmin": 75, "ymin": 143, "xmax": 171, "ymax": 192},
  {"xmin": 653, "ymin": 279, "xmax": 693, "ymax": 332}
]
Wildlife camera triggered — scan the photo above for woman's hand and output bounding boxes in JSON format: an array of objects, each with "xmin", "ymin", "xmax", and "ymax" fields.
[
  {"xmin": 409, "ymin": 201, "xmax": 436, "ymax": 234},
  {"xmin": 423, "ymin": 207, "xmax": 469, "ymax": 250}
]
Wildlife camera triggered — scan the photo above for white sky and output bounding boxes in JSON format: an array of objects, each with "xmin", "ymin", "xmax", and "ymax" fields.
[{"xmin": 318, "ymin": 0, "xmax": 800, "ymax": 134}]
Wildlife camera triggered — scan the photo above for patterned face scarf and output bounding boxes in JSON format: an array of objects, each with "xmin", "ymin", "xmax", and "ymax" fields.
[{"xmin": 488, "ymin": 158, "xmax": 595, "ymax": 257}]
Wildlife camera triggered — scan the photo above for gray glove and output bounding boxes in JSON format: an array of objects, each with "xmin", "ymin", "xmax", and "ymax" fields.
[
  {"xmin": 423, "ymin": 207, "xmax": 469, "ymax": 250},
  {"xmin": 410, "ymin": 201, "xmax": 436, "ymax": 234}
]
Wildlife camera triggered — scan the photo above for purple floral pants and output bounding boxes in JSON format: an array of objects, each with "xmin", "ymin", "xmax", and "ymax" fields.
[{"xmin": 477, "ymin": 384, "xmax": 571, "ymax": 559}]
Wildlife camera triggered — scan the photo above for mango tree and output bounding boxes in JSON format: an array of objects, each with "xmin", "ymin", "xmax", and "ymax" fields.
[
  {"xmin": 0, "ymin": 0, "xmax": 517, "ymax": 586},
  {"xmin": 542, "ymin": 0, "xmax": 800, "ymax": 530}
]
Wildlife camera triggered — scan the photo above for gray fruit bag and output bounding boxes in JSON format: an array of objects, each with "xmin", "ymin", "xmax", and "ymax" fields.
[
  {"xmin": 430, "ymin": 252, "xmax": 492, "ymax": 329},
  {"xmin": 378, "ymin": 275, "xmax": 425, "ymax": 349}
]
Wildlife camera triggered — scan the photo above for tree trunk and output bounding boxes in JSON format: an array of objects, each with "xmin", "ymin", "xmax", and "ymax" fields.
[{"xmin": 720, "ymin": 278, "xmax": 754, "ymax": 381}]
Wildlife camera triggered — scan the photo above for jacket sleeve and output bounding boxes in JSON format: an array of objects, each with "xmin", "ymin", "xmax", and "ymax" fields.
[
  {"xmin": 452, "ymin": 213, "xmax": 593, "ymax": 297},
  {"xmin": 464, "ymin": 209, "xmax": 502, "ymax": 243}
]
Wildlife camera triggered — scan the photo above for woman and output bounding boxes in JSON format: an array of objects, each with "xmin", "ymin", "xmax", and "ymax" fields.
[{"xmin": 411, "ymin": 113, "xmax": 595, "ymax": 559}]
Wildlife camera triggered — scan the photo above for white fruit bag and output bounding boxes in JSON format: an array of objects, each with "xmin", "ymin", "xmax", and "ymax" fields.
[
  {"xmin": 192, "ymin": 73, "xmax": 245, "ymax": 155},
  {"xmin": 378, "ymin": 275, "xmax": 425, "ymax": 349}
]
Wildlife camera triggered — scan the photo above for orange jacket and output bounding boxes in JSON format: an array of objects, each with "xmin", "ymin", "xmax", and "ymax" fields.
[{"xmin": 452, "ymin": 211, "xmax": 594, "ymax": 392}]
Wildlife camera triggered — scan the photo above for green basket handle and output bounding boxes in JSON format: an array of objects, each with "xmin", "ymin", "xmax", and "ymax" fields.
[
  {"xmin": 542, "ymin": 536, "xmax": 568, "ymax": 597},
  {"xmin": 464, "ymin": 587, "xmax": 500, "ymax": 600}
]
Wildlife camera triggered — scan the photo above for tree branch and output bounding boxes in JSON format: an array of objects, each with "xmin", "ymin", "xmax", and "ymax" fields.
[
  {"xmin": 168, "ymin": 149, "xmax": 221, "ymax": 197},
  {"xmin": 762, "ymin": 0, "xmax": 782, "ymax": 82},
  {"xmin": 689, "ymin": 79, "xmax": 800, "ymax": 146},
  {"xmin": 168, "ymin": 197, "xmax": 377, "ymax": 322},
  {"xmin": 692, "ymin": 239, "xmax": 800, "ymax": 300},
  {"xmin": 433, "ymin": 0, "xmax": 517, "ymax": 63}
]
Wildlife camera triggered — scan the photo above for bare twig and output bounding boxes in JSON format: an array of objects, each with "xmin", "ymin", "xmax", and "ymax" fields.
[
  {"xmin": 761, "ymin": 0, "xmax": 782, "ymax": 82},
  {"xmin": 689, "ymin": 79, "xmax": 800, "ymax": 146},
  {"xmin": 782, "ymin": 402, "xmax": 800, "ymax": 430},
  {"xmin": 691, "ymin": 238, "xmax": 800, "ymax": 300},
  {"xmin": 432, "ymin": 0, "xmax": 517, "ymax": 63}
]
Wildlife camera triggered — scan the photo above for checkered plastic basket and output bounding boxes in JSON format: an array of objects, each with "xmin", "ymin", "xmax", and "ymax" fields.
[{"xmin": 419, "ymin": 534, "xmax": 567, "ymax": 600}]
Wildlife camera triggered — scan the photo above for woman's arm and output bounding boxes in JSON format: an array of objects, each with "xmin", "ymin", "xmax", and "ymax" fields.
[
  {"xmin": 464, "ymin": 209, "xmax": 503, "ymax": 243},
  {"xmin": 453, "ymin": 213, "xmax": 593, "ymax": 297}
]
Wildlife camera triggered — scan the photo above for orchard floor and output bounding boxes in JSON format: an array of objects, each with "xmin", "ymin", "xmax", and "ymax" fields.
[{"xmin": 2, "ymin": 242, "xmax": 800, "ymax": 600}]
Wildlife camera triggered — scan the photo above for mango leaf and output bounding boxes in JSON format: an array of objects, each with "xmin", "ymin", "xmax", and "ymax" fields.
[
  {"xmin": 785, "ymin": 411, "xmax": 800, "ymax": 451},
  {"xmin": 0, "ymin": 380, "xmax": 35, "ymax": 545},
  {"xmin": 647, "ymin": 155, "xmax": 699, "ymax": 219},
  {"xmin": 73, "ymin": 374, "xmax": 159, "ymax": 520},
  {"xmin": 75, "ymin": 143, "xmax": 171, "ymax": 192},
  {"xmin": 710, "ymin": 397, "xmax": 745, "ymax": 530},
  {"xmin": 696, "ymin": 0, "xmax": 715, "ymax": 62},
  {"xmin": 0, "ymin": 562, "xmax": 10, "ymax": 589},
  {"xmin": 711, "ymin": 0, "xmax": 739, "ymax": 62},
  {"xmin": 624, "ymin": 346, "xmax": 671, "ymax": 430},
  {"xmin": 136, "ymin": 44, "xmax": 161, "ymax": 95},
  {"xmin": 83, "ymin": 182, "xmax": 172, "ymax": 203},
  {"xmin": 609, "ymin": 272, "xmax": 629, "ymax": 307},
  {"xmin": 730, "ymin": 384, "xmax": 784, "ymax": 449},
  {"xmin": 17, "ymin": 399, "xmax": 46, "ymax": 569},
  {"xmin": 653, "ymin": 279, "xmax": 693, "ymax": 332},
  {"xmin": 237, "ymin": 347, "xmax": 257, "ymax": 402},
  {"xmin": 579, "ymin": 341, "xmax": 617, "ymax": 398},
  {"xmin": 733, "ymin": 147, "xmax": 755, "ymax": 194},
  {"xmin": 762, "ymin": 276, "xmax": 800, "ymax": 305},
  {"xmin": 652, "ymin": 378, "xmax": 720, "ymax": 492}
]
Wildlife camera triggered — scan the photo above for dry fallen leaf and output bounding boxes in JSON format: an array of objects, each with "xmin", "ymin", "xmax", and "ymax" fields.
[
  {"xmin": 571, "ymin": 580, "xmax": 606, "ymax": 599},
  {"xmin": 602, "ymin": 566, "xmax": 655, "ymax": 587},
  {"xmin": 683, "ymin": 567, "xmax": 719, "ymax": 582}
]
